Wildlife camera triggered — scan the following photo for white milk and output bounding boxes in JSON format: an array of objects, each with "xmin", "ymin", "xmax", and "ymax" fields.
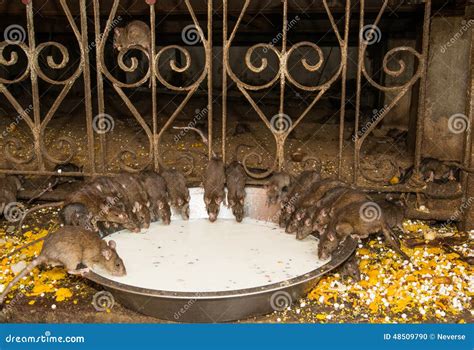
[{"xmin": 99, "ymin": 218, "xmax": 329, "ymax": 293}]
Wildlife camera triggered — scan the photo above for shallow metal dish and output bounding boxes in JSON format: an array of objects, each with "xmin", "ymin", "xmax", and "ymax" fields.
[{"xmin": 85, "ymin": 187, "xmax": 356, "ymax": 322}]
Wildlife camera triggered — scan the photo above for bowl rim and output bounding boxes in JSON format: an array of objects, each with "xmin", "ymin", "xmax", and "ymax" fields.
[{"xmin": 85, "ymin": 236, "xmax": 357, "ymax": 300}]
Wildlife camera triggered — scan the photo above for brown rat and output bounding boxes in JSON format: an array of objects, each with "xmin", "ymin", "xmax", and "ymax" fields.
[
  {"xmin": 19, "ymin": 179, "xmax": 139, "ymax": 233},
  {"xmin": 279, "ymin": 170, "xmax": 321, "ymax": 228},
  {"xmin": 0, "ymin": 175, "xmax": 21, "ymax": 220},
  {"xmin": 112, "ymin": 174, "xmax": 151, "ymax": 230},
  {"xmin": 204, "ymin": 156, "xmax": 226, "ymax": 222},
  {"xmin": 113, "ymin": 20, "xmax": 151, "ymax": 55},
  {"xmin": 160, "ymin": 169, "xmax": 190, "ymax": 220},
  {"xmin": 318, "ymin": 200, "xmax": 409, "ymax": 261},
  {"xmin": 266, "ymin": 172, "xmax": 292, "ymax": 206},
  {"xmin": 289, "ymin": 184, "xmax": 348, "ymax": 235},
  {"xmin": 179, "ymin": 126, "xmax": 225, "ymax": 222},
  {"xmin": 0, "ymin": 226, "xmax": 126, "ymax": 304},
  {"xmin": 138, "ymin": 171, "xmax": 171, "ymax": 225},
  {"xmin": 226, "ymin": 161, "xmax": 246, "ymax": 222}
]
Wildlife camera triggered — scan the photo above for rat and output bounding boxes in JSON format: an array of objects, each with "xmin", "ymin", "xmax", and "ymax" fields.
[
  {"xmin": 309, "ymin": 189, "xmax": 369, "ymax": 237},
  {"xmin": 27, "ymin": 163, "xmax": 84, "ymax": 204},
  {"xmin": 318, "ymin": 200, "xmax": 409, "ymax": 261},
  {"xmin": 224, "ymin": 144, "xmax": 252, "ymax": 223},
  {"xmin": 178, "ymin": 126, "xmax": 225, "ymax": 222},
  {"xmin": 337, "ymin": 252, "xmax": 361, "ymax": 281},
  {"xmin": 152, "ymin": 148, "xmax": 192, "ymax": 221},
  {"xmin": 400, "ymin": 158, "xmax": 474, "ymax": 184},
  {"xmin": 138, "ymin": 171, "xmax": 171, "ymax": 224},
  {"xmin": 265, "ymin": 172, "xmax": 292, "ymax": 206},
  {"xmin": 160, "ymin": 169, "xmax": 190, "ymax": 220},
  {"xmin": 285, "ymin": 179, "xmax": 347, "ymax": 234},
  {"xmin": 226, "ymin": 161, "xmax": 246, "ymax": 222},
  {"xmin": 0, "ymin": 175, "xmax": 20, "ymax": 219},
  {"xmin": 294, "ymin": 186, "xmax": 354, "ymax": 239},
  {"xmin": 18, "ymin": 179, "xmax": 139, "ymax": 233},
  {"xmin": 0, "ymin": 226, "xmax": 126, "ymax": 304},
  {"xmin": 112, "ymin": 174, "xmax": 151, "ymax": 230},
  {"xmin": 113, "ymin": 20, "xmax": 151, "ymax": 55},
  {"xmin": 292, "ymin": 180, "xmax": 348, "ymax": 224},
  {"xmin": 279, "ymin": 170, "xmax": 321, "ymax": 228}
]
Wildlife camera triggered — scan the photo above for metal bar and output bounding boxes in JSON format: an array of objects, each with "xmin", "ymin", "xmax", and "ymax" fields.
[
  {"xmin": 26, "ymin": 1, "xmax": 43, "ymax": 170},
  {"xmin": 461, "ymin": 26, "xmax": 474, "ymax": 229},
  {"xmin": 338, "ymin": 0, "xmax": 350, "ymax": 179},
  {"xmin": 353, "ymin": 0, "xmax": 365, "ymax": 183},
  {"xmin": 413, "ymin": 0, "xmax": 432, "ymax": 174},
  {"xmin": 93, "ymin": 0, "xmax": 106, "ymax": 172},
  {"xmin": 150, "ymin": 3, "xmax": 158, "ymax": 171},
  {"xmin": 222, "ymin": 0, "xmax": 228, "ymax": 162},
  {"xmin": 78, "ymin": 0, "xmax": 95, "ymax": 173},
  {"xmin": 207, "ymin": 0, "xmax": 213, "ymax": 160}
]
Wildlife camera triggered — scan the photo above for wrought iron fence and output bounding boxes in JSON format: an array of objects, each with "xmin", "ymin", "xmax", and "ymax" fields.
[{"xmin": 0, "ymin": 0, "xmax": 471, "ymax": 199}]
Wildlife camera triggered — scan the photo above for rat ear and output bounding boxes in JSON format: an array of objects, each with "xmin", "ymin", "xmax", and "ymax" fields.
[
  {"xmin": 177, "ymin": 198, "xmax": 184, "ymax": 206},
  {"xmin": 108, "ymin": 240, "xmax": 117, "ymax": 250},
  {"xmin": 336, "ymin": 223, "xmax": 353, "ymax": 236},
  {"xmin": 239, "ymin": 198, "xmax": 244, "ymax": 205},
  {"xmin": 100, "ymin": 204, "xmax": 110, "ymax": 213},
  {"xmin": 216, "ymin": 196, "xmax": 223, "ymax": 204},
  {"xmin": 204, "ymin": 197, "xmax": 211, "ymax": 205},
  {"xmin": 158, "ymin": 201, "xmax": 164, "ymax": 209},
  {"xmin": 327, "ymin": 232, "xmax": 336, "ymax": 242},
  {"xmin": 114, "ymin": 27, "xmax": 121, "ymax": 36},
  {"xmin": 101, "ymin": 247, "xmax": 113, "ymax": 261},
  {"xmin": 304, "ymin": 218, "xmax": 311, "ymax": 226}
]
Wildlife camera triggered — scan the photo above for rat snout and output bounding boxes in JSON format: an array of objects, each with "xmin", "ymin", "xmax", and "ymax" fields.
[
  {"xmin": 318, "ymin": 249, "xmax": 330, "ymax": 260},
  {"xmin": 209, "ymin": 212, "xmax": 217, "ymax": 222}
]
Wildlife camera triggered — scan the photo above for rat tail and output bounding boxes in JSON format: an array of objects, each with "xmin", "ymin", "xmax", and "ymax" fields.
[
  {"xmin": 0, "ymin": 256, "xmax": 47, "ymax": 304},
  {"xmin": 18, "ymin": 201, "xmax": 64, "ymax": 232},
  {"xmin": 173, "ymin": 126, "xmax": 218, "ymax": 158},
  {"xmin": 27, "ymin": 178, "xmax": 59, "ymax": 204},
  {"xmin": 382, "ymin": 223, "xmax": 409, "ymax": 261}
]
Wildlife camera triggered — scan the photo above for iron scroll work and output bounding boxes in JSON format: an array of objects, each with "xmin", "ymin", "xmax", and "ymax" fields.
[{"xmin": 1, "ymin": 0, "xmax": 467, "ymax": 197}]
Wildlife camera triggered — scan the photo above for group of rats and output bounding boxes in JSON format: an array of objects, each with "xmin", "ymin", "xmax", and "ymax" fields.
[
  {"xmin": 0, "ymin": 146, "xmax": 250, "ymax": 304},
  {"xmin": 267, "ymin": 170, "xmax": 409, "ymax": 280}
]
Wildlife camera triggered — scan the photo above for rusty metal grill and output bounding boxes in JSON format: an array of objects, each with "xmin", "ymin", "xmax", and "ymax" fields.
[{"xmin": 0, "ymin": 0, "xmax": 471, "ymax": 202}]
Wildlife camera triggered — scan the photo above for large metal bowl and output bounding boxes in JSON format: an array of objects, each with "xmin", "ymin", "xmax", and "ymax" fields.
[{"xmin": 85, "ymin": 187, "xmax": 356, "ymax": 322}]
